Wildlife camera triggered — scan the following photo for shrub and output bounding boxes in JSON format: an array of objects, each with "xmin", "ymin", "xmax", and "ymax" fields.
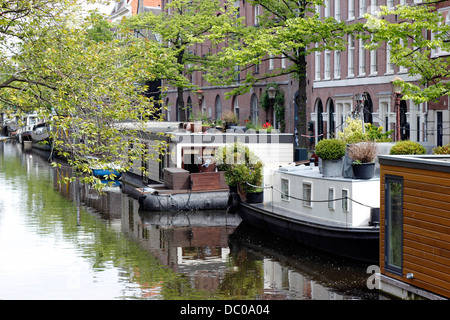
[
  {"xmin": 389, "ymin": 140, "xmax": 426, "ymax": 155},
  {"xmin": 315, "ymin": 138, "xmax": 346, "ymax": 160},
  {"xmin": 348, "ymin": 142, "xmax": 378, "ymax": 163},
  {"xmin": 433, "ymin": 143, "xmax": 450, "ymax": 155},
  {"xmin": 338, "ymin": 118, "xmax": 367, "ymax": 144},
  {"xmin": 215, "ymin": 142, "xmax": 262, "ymax": 192}
]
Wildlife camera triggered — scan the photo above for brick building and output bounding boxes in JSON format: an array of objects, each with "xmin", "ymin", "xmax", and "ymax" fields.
[{"xmin": 158, "ymin": 0, "xmax": 449, "ymax": 148}]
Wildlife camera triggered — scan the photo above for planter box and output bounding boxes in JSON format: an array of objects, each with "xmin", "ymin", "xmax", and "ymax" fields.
[
  {"xmin": 246, "ymin": 191, "xmax": 263, "ymax": 203},
  {"xmin": 164, "ymin": 168, "xmax": 190, "ymax": 190},
  {"xmin": 352, "ymin": 162, "xmax": 375, "ymax": 179},
  {"xmin": 322, "ymin": 158, "xmax": 343, "ymax": 177}
]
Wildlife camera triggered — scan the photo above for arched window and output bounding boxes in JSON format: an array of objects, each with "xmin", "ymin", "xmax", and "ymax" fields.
[
  {"xmin": 327, "ymin": 98, "xmax": 335, "ymax": 138},
  {"xmin": 250, "ymin": 94, "xmax": 259, "ymax": 122},
  {"xmin": 316, "ymin": 99, "xmax": 324, "ymax": 142},
  {"xmin": 215, "ymin": 95, "xmax": 222, "ymax": 120},
  {"xmin": 363, "ymin": 92, "xmax": 373, "ymax": 124}
]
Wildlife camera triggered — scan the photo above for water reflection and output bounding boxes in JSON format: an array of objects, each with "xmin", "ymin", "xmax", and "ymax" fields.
[{"xmin": 0, "ymin": 141, "xmax": 381, "ymax": 300}]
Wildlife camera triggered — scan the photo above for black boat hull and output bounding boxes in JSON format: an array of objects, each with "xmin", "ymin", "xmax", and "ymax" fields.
[{"xmin": 237, "ymin": 202, "xmax": 379, "ymax": 263}]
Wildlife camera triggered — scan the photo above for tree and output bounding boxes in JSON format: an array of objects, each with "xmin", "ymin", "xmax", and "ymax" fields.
[
  {"xmin": 0, "ymin": 2, "xmax": 169, "ymax": 189},
  {"xmin": 124, "ymin": 0, "xmax": 241, "ymax": 122},
  {"xmin": 365, "ymin": 1, "xmax": 450, "ymax": 103},
  {"xmin": 206, "ymin": 0, "xmax": 350, "ymax": 149}
]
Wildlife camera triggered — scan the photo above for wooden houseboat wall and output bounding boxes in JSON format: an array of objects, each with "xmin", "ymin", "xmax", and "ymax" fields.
[{"xmin": 379, "ymin": 155, "xmax": 450, "ymax": 300}]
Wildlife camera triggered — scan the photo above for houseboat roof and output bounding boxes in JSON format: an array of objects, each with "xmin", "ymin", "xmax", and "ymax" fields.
[{"xmin": 379, "ymin": 154, "xmax": 450, "ymax": 173}]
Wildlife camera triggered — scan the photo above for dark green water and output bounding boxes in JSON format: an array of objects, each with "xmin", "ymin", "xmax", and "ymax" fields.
[{"xmin": 0, "ymin": 141, "xmax": 381, "ymax": 300}]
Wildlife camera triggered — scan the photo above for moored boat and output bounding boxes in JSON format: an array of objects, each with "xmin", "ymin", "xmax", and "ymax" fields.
[{"xmin": 230, "ymin": 164, "xmax": 380, "ymax": 263}]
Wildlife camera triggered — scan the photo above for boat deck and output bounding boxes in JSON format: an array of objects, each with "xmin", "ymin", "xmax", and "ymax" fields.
[{"xmin": 246, "ymin": 202, "xmax": 378, "ymax": 231}]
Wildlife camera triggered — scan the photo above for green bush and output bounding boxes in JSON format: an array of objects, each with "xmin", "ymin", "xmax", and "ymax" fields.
[
  {"xmin": 315, "ymin": 138, "xmax": 346, "ymax": 160},
  {"xmin": 389, "ymin": 141, "xmax": 426, "ymax": 155},
  {"xmin": 215, "ymin": 142, "xmax": 263, "ymax": 192},
  {"xmin": 433, "ymin": 143, "xmax": 450, "ymax": 155}
]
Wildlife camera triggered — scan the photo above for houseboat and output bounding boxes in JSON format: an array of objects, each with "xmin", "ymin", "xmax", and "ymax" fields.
[
  {"xmin": 122, "ymin": 121, "xmax": 295, "ymax": 211},
  {"xmin": 231, "ymin": 163, "xmax": 381, "ymax": 263},
  {"xmin": 378, "ymin": 154, "xmax": 449, "ymax": 300}
]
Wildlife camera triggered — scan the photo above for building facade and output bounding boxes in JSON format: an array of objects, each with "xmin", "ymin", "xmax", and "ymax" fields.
[{"xmin": 159, "ymin": 0, "xmax": 450, "ymax": 149}]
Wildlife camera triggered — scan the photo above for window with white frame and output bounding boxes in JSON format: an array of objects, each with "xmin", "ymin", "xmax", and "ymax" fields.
[
  {"xmin": 281, "ymin": 178, "xmax": 289, "ymax": 201},
  {"xmin": 359, "ymin": 37, "xmax": 366, "ymax": 75},
  {"xmin": 387, "ymin": 0, "xmax": 394, "ymax": 8},
  {"xmin": 334, "ymin": 51, "xmax": 341, "ymax": 78},
  {"xmin": 370, "ymin": 47, "xmax": 377, "ymax": 75},
  {"xmin": 281, "ymin": 54, "xmax": 286, "ymax": 69},
  {"xmin": 324, "ymin": 0, "xmax": 331, "ymax": 17},
  {"xmin": 369, "ymin": 0, "xmax": 378, "ymax": 14},
  {"xmin": 359, "ymin": 0, "xmax": 366, "ymax": 17},
  {"xmin": 348, "ymin": 35, "xmax": 355, "ymax": 76},
  {"xmin": 386, "ymin": 43, "xmax": 394, "ymax": 74},
  {"xmin": 324, "ymin": 50, "xmax": 331, "ymax": 79},
  {"xmin": 335, "ymin": 0, "xmax": 341, "ymax": 21},
  {"xmin": 269, "ymin": 54, "xmax": 274, "ymax": 70},
  {"xmin": 303, "ymin": 182, "xmax": 312, "ymax": 207},
  {"xmin": 254, "ymin": 4, "xmax": 260, "ymax": 26},
  {"xmin": 398, "ymin": 40, "xmax": 408, "ymax": 73},
  {"xmin": 315, "ymin": 46, "xmax": 321, "ymax": 80},
  {"xmin": 342, "ymin": 189, "xmax": 349, "ymax": 212},
  {"xmin": 328, "ymin": 187, "xmax": 335, "ymax": 210},
  {"xmin": 348, "ymin": 0, "xmax": 355, "ymax": 20}
]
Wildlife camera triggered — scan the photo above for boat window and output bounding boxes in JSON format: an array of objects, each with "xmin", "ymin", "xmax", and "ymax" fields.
[
  {"xmin": 328, "ymin": 187, "xmax": 335, "ymax": 210},
  {"xmin": 302, "ymin": 183, "xmax": 312, "ymax": 207},
  {"xmin": 281, "ymin": 178, "xmax": 289, "ymax": 201},
  {"xmin": 341, "ymin": 189, "xmax": 349, "ymax": 212},
  {"xmin": 385, "ymin": 175, "xmax": 403, "ymax": 275}
]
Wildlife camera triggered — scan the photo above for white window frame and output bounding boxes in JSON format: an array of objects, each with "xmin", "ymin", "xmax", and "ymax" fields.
[
  {"xmin": 324, "ymin": 50, "xmax": 331, "ymax": 80},
  {"xmin": 348, "ymin": 0, "xmax": 355, "ymax": 20},
  {"xmin": 334, "ymin": 51, "xmax": 341, "ymax": 79},
  {"xmin": 328, "ymin": 187, "xmax": 335, "ymax": 210},
  {"xmin": 342, "ymin": 189, "xmax": 349, "ymax": 212},
  {"xmin": 359, "ymin": 37, "xmax": 366, "ymax": 76},
  {"xmin": 359, "ymin": 0, "xmax": 366, "ymax": 17},
  {"xmin": 315, "ymin": 45, "xmax": 321, "ymax": 80},
  {"xmin": 302, "ymin": 182, "xmax": 312, "ymax": 207},
  {"xmin": 281, "ymin": 177, "xmax": 289, "ymax": 201},
  {"xmin": 348, "ymin": 35, "xmax": 355, "ymax": 77},
  {"xmin": 335, "ymin": 0, "xmax": 341, "ymax": 21}
]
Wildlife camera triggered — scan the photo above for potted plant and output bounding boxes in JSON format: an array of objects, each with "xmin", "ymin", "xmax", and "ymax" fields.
[
  {"xmin": 389, "ymin": 140, "xmax": 426, "ymax": 155},
  {"xmin": 347, "ymin": 142, "xmax": 378, "ymax": 179},
  {"xmin": 222, "ymin": 110, "xmax": 238, "ymax": 129},
  {"xmin": 315, "ymin": 138, "xmax": 346, "ymax": 177},
  {"xmin": 215, "ymin": 142, "xmax": 264, "ymax": 203}
]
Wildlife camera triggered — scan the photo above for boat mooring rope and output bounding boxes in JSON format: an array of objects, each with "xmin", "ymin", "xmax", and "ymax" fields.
[{"xmin": 245, "ymin": 182, "xmax": 377, "ymax": 209}]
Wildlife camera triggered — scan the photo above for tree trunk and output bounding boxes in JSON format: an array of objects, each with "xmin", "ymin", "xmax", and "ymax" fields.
[{"xmin": 296, "ymin": 52, "xmax": 308, "ymax": 149}]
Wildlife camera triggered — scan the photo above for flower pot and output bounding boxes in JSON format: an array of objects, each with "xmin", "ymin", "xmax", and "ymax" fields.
[
  {"xmin": 321, "ymin": 158, "xmax": 343, "ymax": 177},
  {"xmin": 352, "ymin": 162, "xmax": 375, "ymax": 179},
  {"xmin": 246, "ymin": 191, "xmax": 263, "ymax": 203}
]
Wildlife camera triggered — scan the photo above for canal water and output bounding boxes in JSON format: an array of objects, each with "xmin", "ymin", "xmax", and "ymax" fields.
[{"xmin": 0, "ymin": 141, "xmax": 382, "ymax": 300}]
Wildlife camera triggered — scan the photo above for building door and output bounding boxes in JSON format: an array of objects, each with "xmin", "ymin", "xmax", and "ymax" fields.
[
  {"xmin": 328, "ymin": 99, "xmax": 335, "ymax": 138},
  {"xmin": 316, "ymin": 99, "xmax": 324, "ymax": 142},
  {"xmin": 384, "ymin": 175, "xmax": 403, "ymax": 275},
  {"xmin": 437, "ymin": 111, "xmax": 443, "ymax": 147},
  {"xmin": 400, "ymin": 100, "xmax": 409, "ymax": 140}
]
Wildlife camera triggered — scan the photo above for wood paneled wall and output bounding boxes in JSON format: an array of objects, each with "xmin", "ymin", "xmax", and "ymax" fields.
[{"xmin": 380, "ymin": 164, "xmax": 450, "ymax": 298}]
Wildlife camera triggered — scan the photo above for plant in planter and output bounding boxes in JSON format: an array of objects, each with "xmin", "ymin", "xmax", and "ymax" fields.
[
  {"xmin": 347, "ymin": 142, "xmax": 378, "ymax": 179},
  {"xmin": 315, "ymin": 138, "xmax": 346, "ymax": 177},
  {"xmin": 215, "ymin": 142, "xmax": 264, "ymax": 202},
  {"xmin": 222, "ymin": 110, "xmax": 238, "ymax": 128},
  {"xmin": 390, "ymin": 140, "xmax": 426, "ymax": 155}
]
